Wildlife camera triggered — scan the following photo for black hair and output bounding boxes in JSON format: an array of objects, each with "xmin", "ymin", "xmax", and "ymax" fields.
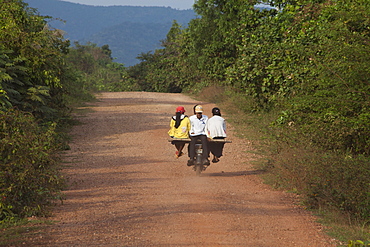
[
  {"xmin": 175, "ymin": 112, "xmax": 182, "ymax": 128},
  {"xmin": 212, "ymin": 107, "xmax": 221, "ymax": 116},
  {"xmin": 193, "ymin": 104, "xmax": 198, "ymax": 114}
]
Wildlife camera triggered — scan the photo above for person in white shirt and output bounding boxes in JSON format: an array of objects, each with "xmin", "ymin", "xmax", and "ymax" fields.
[
  {"xmin": 206, "ymin": 107, "xmax": 227, "ymax": 163},
  {"xmin": 187, "ymin": 105, "xmax": 209, "ymax": 166}
]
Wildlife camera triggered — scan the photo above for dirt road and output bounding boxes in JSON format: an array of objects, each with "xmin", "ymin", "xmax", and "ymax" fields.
[{"xmin": 35, "ymin": 92, "xmax": 336, "ymax": 246}]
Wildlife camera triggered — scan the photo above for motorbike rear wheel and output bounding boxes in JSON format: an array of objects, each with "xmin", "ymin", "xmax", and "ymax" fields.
[{"xmin": 195, "ymin": 163, "xmax": 203, "ymax": 176}]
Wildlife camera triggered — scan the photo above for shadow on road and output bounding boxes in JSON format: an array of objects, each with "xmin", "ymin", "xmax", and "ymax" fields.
[{"xmin": 203, "ymin": 169, "xmax": 266, "ymax": 177}]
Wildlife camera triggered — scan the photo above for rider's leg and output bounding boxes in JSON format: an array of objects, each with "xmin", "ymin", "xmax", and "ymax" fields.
[
  {"xmin": 198, "ymin": 135, "xmax": 210, "ymax": 165},
  {"xmin": 189, "ymin": 136, "xmax": 197, "ymax": 159},
  {"xmin": 188, "ymin": 136, "xmax": 198, "ymax": 165},
  {"xmin": 175, "ymin": 142, "xmax": 185, "ymax": 157}
]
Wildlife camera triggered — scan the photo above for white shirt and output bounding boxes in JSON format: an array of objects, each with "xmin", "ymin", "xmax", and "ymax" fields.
[
  {"xmin": 189, "ymin": 114, "xmax": 208, "ymax": 136},
  {"xmin": 205, "ymin": 115, "xmax": 227, "ymax": 138}
]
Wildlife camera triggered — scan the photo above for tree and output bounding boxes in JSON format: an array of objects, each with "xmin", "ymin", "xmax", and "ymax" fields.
[{"xmin": 0, "ymin": 0, "xmax": 70, "ymax": 120}]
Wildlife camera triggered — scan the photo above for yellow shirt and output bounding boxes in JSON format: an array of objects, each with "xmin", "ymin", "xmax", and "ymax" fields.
[{"xmin": 168, "ymin": 115, "xmax": 190, "ymax": 138}]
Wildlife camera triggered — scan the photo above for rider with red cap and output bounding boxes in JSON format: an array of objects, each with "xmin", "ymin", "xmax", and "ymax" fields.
[{"xmin": 168, "ymin": 106, "xmax": 191, "ymax": 158}]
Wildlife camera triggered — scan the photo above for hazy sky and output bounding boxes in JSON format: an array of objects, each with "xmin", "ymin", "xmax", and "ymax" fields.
[{"xmin": 60, "ymin": 0, "xmax": 195, "ymax": 9}]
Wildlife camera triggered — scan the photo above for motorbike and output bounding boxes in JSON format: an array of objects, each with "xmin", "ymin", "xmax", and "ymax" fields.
[
  {"xmin": 192, "ymin": 141, "xmax": 207, "ymax": 176},
  {"xmin": 169, "ymin": 138, "xmax": 231, "ymax": 176}
]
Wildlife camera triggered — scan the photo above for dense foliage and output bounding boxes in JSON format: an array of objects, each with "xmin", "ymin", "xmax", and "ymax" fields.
[
  {"xmin": 0, "ymin": 0, "xmax": 69, "ymax": 220},
  {"xmin": 0, "ymin": 0, "xmax": 71, "ymax": 121},
  {"xmin": 0, "ymin": 109, "xmax": 64, "ymax": 219},
  {"xmin": 66, "ymin": 42, "xmax": 140, "ymax": 92},
  {"xmin": 129, "ymin": 0, "xmax": 370, "ymax": 225},
  {"xmin": 0, "ymin": 0, "xmax": 132, "ymax": 221}
]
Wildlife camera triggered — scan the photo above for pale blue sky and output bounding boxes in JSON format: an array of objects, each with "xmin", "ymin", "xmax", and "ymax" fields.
[{"xmin": 60, "ymin": 0, "xmax": 195, "ymax": 9}]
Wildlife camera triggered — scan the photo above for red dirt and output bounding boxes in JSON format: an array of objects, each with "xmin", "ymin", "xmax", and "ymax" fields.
[{"xmin": 31, "ymin": 92, "xmax": 337, "ymax": 246}]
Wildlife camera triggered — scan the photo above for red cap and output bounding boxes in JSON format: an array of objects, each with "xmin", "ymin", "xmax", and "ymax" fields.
[{"xmin": 176, "ymin": 106, "xmax": 185, "ymax": 114}]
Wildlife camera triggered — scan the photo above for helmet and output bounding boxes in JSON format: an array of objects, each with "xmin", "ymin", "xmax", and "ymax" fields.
[
  {"xmin": 176, "ymin": 106, "xmax": 185, "ymax": 114},
  {"xmin": 194, "ymin": 105, "xmax": 203, "ymax": 113}
]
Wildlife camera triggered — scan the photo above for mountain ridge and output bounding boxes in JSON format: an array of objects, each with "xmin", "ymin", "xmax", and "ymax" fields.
[{"xmin": 24, "ymin": 0, "xmax": 196, "ymax": 66}]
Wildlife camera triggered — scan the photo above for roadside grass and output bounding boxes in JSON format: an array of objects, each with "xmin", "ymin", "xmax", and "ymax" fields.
[
  {"xmin": 197, "ymin": 85, "xmax": 370, "ymax": 246},
  {"xmin": 0, "ymin": 218, "xmax": 52, "ymax": 245},
  {"xmin": 69, "ymin": 94, "xmax": 99, "ymax": 115},
  {"xmin": 317, "ymin": 208, "xmax": 370, "ymax": 246}
]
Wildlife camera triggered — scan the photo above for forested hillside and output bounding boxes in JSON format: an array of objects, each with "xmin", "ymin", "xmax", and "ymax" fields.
[
  {"xmin": 126, "ymin": 0, "xmax": 370, "ymax": 241},
  {"xmin": 87, "ymin": 22, "xmax": 174, "ymax": 67},
  {"xmin": 24, "ymin": 0, "xmax": 196, "ymax": 66}
]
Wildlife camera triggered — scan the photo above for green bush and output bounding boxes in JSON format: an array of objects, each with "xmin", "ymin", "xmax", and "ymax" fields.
[
  {"xmin": 66, "ymin": 42, "xmax": 139, "ymax": 93},
  {"xmin": 0, "ymin": 109, "xmax": 65, "ymax": 220},
  {"xmin": 266, "ymin": 123, "xmax": 370, "ymax": 221}
]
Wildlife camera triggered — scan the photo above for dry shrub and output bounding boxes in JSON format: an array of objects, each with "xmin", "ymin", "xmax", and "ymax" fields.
[{"xmin": 199, "ymin": 84, "xmax": 227, "ymax": 104}]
